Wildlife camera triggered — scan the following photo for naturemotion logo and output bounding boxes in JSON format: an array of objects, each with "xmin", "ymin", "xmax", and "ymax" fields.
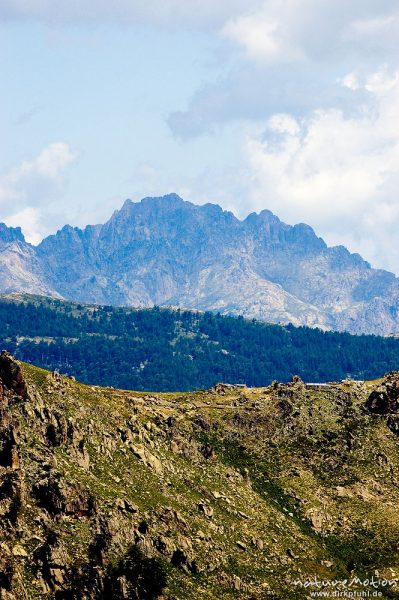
[{"xmin": 292, "ymin": 576, "xmax": 397, "ymax": 598}]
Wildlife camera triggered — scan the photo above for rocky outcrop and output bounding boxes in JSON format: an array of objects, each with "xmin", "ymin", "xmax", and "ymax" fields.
[
  {"xmin": 364, "ymin": 372, "xmax": 399, "ymax": 438},
  {"xmin": 1, "ymin": 195, "xmax": 399, "ymax": 334},
  {"xmin": 0, "ymin": 353, "xmax": 26, "ymax": 535},
  {"xmin": 364, "ymin": 372, "xmax": 399, "ymax": 414},
  {"xmin": 0, "ymin": 545, "xmax": 14, "ymax": 592},
  {"xmin": 0, "ymin": 351, "xmax": 27, "ymax": 400}
]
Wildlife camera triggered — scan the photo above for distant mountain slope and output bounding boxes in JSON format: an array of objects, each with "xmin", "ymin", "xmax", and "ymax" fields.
[
  {"xmin": 1, "ymin": 194, "xmax": 399, "ymax": 334},
  {"xmin": 1, "ymin": 294, "xmax": 399, "ymax": 391}
]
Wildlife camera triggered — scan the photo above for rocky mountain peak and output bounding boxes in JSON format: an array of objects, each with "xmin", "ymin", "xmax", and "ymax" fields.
[
  {"xmin": 117, "ymin": 193, "xmax": 189, "ymax": 218},
  {"xmin": 245, "ymin": 208, "xmax": 280, "ymax": 225},
  {"xmin": 283, "ymin": 222, "xmax": 327, "ymax": 254},
  {"xmin": 244, "ymin": 210, "xmax": 325, "ymax": 251},
  {"xmin": 0, "ymin": 223, "xmax": 25, "ymax": 245},
  {"xmin": 1, "ymin": 194, "xmax": 399, "ymax": 335}
]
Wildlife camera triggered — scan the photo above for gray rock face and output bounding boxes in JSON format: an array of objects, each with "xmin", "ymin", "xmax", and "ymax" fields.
[
  {"xmin": 1, "ymin": 193, "xmax": 399, "ymax": 335},
  {"xmin": 0, "ymin": 226, "xmax": 60, "ymax": 298}
]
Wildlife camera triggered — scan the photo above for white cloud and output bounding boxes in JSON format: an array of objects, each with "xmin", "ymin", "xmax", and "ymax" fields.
[
  {"xmin": 221, "ymin": 13, "xmax": 283, "ymax": 62},
  {"xmin": 221, "ymin": 1, "xmax": 399, "ymax": 64},
  {"xmin": 267, "ymin": 114, "xmax": 300, "ymax": 136},
  {"xmin": 242, "ymin": 67, "xmax": 399, "ymax": 272},
  {"xmin": 168, "ymin": 64, "xmax": 370, "ymax": 139},
  {"xmin": 0, "ymin": 142, "xmax": 77, "ymax": 243},
  {"xmin": 339, "ymin": 73, "xmax": 360, "ymax": 91},
  {"xmin": 4, "ymin": 207, "xmax": 42, "ymax": 245},
  {"xmin": 169, "ymin": 1, "xmax": 399, "ymax": 138}
]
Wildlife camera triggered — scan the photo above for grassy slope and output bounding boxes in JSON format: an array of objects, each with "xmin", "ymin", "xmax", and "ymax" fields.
[{"xmin": 3, "ymin": 361, "xmax": 399, "ymax": 599}]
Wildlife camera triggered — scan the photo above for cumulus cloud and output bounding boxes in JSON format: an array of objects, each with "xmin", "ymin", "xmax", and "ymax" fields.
[
  {"xmin": 5, "ymin": 207, "xmax": 42, "ymax": 245},
  {"xmin": 163, "ymin": 0, "xmax": 399, "ymax": 274},
  {"xmin": 168, "ymin": 1, "xmax": 399, "ymax": 138},
  {"xmin": 222, "ymin": 12, "xmax": 284, "ymax": 63},
  {"xmin": 0, "ymin": 142, "xmax": 77, "ymax": 243},
  {"xmin": 168, "ymin": 64, "xmax": 370, "ymax": 138},
  {"xmin": 221, "ymin": 0, "xmax": 399, "ymax": 64},
  {"xmin": 241, "ymin": 67, "xmax": 399, "ymax": 272}
]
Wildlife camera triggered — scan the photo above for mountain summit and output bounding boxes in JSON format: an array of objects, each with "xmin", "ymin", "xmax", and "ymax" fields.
[{"xmin": 1, "ymin": 194, "xmax": 399, "ymax": 335}]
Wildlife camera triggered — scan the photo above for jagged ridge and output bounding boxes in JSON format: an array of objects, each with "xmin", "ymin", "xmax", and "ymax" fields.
[{"xmin": 1, "ymin": 194, "xmax": 399, "ymax": 334}]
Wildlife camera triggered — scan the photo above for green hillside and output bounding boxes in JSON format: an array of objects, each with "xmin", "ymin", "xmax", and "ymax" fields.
[{"xmin": 2, "ymin": 352, "xmax": 399, "ymax": 598}]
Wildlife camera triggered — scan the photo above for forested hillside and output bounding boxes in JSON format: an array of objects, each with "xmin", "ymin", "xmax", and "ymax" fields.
[{"xmin": 1, "ymin": 294, "xmax": 399, "ymax": 391}]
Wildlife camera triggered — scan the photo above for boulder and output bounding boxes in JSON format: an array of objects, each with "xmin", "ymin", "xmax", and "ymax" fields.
[
  {"xmin": 0, "ymin": 544, "xmax": 14, "ymax": 592},
  {"xmin": 365, "ymin": 372, "xmax": 399, "ymax": 414},
  {"xmin": 198, "ymin": 503, "xmax": 213, "ymax": 518},
  {"xmin": 0, "ymin": 352, "xmax": 27, "ymax": 400}
]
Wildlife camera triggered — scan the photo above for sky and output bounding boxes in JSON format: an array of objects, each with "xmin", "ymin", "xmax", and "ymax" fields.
[{"xmin": 1, "ymin": 0, "xmax": 399, "ymax": 273}]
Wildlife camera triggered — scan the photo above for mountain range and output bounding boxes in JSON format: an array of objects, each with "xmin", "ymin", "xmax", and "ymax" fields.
[{"xmin": 1, "ymin": 193, "xmax": 399, "ymax": 335}]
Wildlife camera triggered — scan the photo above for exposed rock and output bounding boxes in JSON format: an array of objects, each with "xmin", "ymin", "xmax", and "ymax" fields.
[
  {"xmin": 170, "ymin": 440, "xmax": 180, "ymax": 453},
  {"xmin": 365, "ymin": 372, "xmax": 399, "ymax": 414},
  {"xmin": 11, "ymin": 545, "xmax": 28, "ymax": 558},
  {"xmin": 198, "ymin": 503, "xmax": 213, "ymax": 518},
  {"xmin": 104, "ymin": 545, "xmax": 167, "ymax": 600},
  {"xmin": 67, "ymin": 420, "xmax": 90, "ymax": 469},
  {"xmin": 33, "ymin": 531, "xmax": 70, "ymax": 594},
  {"xmin": 154, "ymin": 535, "xmax": 176, "ymax": 557},
  {"xmin": 0, "ymin": 550, "xmax": 14, "ymax": 592},
  {"xmin": 213, "ymin": 383, "xmax": 234, "ymax": 394},
  {"xmin": 3, "ymin": 195, "xmax": 399, "ymax": 335},
  {"xmin": 322, "ymin": 560, "xmax": 334, "ymax": 568},
  {"xmin": 0, "ymin": 423, "xmax": 20, "ymax": 470},
  {"xmin": 32, "ymin": 473, "xmax": 94, "ymax": 519},
  {"xmin": 193, "ymin": 415, "xmax": 211, "ymax": 431},
  {"xmin": 0, "ymin": 352, "xmax": 27, "ymax": 400},
  {"xmin": 0, "ymin": 472, "xmax": 23, "ymax": 526},
  {"xmin": 201, "ymin": 443, "xmax": 215, "ymax": 460},
  {"xmin": 387, "ymin": 415, "xmax": 399, "ymax": 436},
  {"xmin": 309, "ymin": 510, "xmax": 326, "ymax": 533},
  {"xmin": 217, "ymin": 572, "xmax": 246, "ymax": 592},
  {"xmin": 254, "ymin": 538, "xmax": 264, "ymax": 551},
  {"xmin": 170, "ymin": 548, "xmax": 198, "ymax": 573},
  {"xmin": 45, "ymin": 411, "xmax": 68, "ymax": 447},
  {"xmin": 131, "ymin": 444, "xmax": 163, "ymax": 474},
  {"xmin": 278, "ymin": 398, "xmax": 293, "ymax": 417},
  {"xmin": 116, "ymin": 498, "xmax": 138, "ymax": 514}
]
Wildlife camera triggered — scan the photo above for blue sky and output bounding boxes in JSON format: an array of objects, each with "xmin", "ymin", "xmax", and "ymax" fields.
[{"xmin": 1, "ymin": 1, "xmax": 399, "ymax": 273}]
